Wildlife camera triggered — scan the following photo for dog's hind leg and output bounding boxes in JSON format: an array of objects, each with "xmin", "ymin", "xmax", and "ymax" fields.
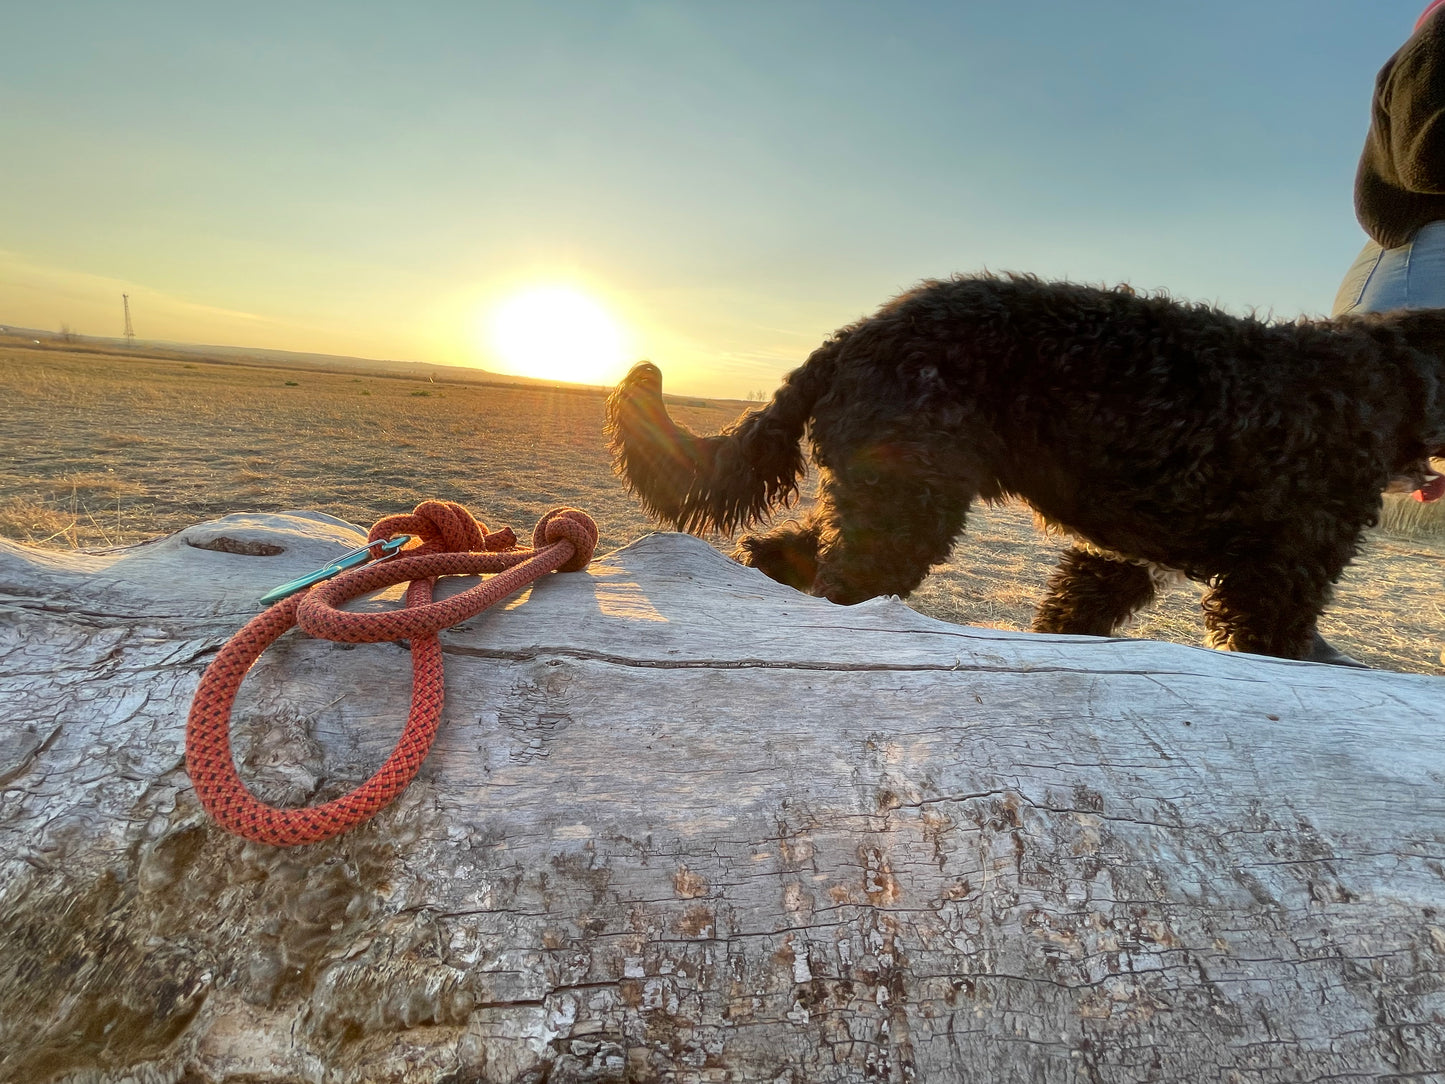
[
  {"xmin": 1031, "ymin": 548, "xmax": 1158, "ymax": 637},
  {"xmin": 735, "ymin": 520, "xmax": 820, "ymax": 593},
  {"xmin": 807, "ymin": 468, "xmax": 972, "ymax": 605}
]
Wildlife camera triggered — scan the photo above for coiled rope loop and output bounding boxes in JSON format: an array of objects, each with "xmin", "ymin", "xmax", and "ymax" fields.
[{"xmin": 185, "ymin": 503, "xmax": 597, "ymax": 847}]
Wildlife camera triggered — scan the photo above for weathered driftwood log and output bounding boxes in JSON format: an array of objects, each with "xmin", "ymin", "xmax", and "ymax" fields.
[{"xmin": 1, "ymin": 512, "xmax": 1443, "ymax": 1083}]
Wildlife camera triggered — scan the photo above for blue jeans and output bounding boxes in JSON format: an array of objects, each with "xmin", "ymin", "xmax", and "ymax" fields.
[{"xmin": 1332, "ymin": 219, "xmax": 1445, "ymax": 315}]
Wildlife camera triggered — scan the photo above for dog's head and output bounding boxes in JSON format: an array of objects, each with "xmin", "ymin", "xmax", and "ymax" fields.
[
  {"xmin": 1386, "ymin": 457, "xmax": 1445, "ymax": 501},
  {"xmin": 1353, "ymin": 309, "xmax": 1445, "ymax": 480}
]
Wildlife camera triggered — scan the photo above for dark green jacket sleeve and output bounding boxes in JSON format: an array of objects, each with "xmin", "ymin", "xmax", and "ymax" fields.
[{"xmin": 1355, "ymin": 19, "xmax": 1445, "ymax": 246}]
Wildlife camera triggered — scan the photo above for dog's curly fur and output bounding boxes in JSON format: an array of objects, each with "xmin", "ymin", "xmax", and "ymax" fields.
[{"xmin": 606, "ymin": 273, "xmax": 1445, "ymax": 661}]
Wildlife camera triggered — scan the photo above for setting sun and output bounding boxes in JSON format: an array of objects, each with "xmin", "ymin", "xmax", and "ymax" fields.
[{"xmin": 482, "ymin": 286, "xmax": 630, "ymax": 385}]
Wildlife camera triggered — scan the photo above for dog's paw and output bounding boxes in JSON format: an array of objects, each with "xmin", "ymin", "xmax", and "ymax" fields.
[
  {"xmin": 1305, "ymin": 631, "xmax": 1371, "ymax": 668},
  {"xmin": 734, "ymin": 530, "xmax": 819, "ymax": 593}
]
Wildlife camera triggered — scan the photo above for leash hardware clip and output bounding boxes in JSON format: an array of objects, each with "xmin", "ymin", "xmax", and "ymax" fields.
[{"xmin": 259, "ymin": 535, "xmax": 412, "ymax": 607}]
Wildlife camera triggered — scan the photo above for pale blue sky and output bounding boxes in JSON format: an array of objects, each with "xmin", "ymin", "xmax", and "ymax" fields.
[{"xmin": 0, "ymin": 2, "xmax": 1427, "ymax": 396}]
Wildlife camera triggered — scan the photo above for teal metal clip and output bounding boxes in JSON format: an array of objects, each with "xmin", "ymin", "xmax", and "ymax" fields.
[{"xmin": 259, "ymin": 535, "xmax": 412, "ymax": 607}]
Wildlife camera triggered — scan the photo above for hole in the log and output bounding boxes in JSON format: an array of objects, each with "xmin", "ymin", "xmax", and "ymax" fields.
[{"xmin": 186, "ymin": 537, "xmax": 286, "ymax": 557}]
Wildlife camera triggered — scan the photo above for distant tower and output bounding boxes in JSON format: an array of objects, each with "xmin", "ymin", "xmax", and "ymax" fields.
[{"xmin": 122, "ymin": 294, "xmax": 135, "ymax": 346}]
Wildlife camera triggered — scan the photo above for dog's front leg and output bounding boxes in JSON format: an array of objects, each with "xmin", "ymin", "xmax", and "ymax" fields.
[{"xmin": 1200, "ymin": 559, "xmax": 1337, "ymax": 661}]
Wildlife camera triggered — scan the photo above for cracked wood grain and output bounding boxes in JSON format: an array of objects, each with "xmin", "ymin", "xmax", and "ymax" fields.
[{"xmin": 1, "ymin": 512, "xmax": 1443, "ymax": 1083}]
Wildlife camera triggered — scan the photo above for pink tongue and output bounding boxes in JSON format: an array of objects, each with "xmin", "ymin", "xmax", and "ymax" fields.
[{"xmin": 1414, "ymin": 473, "xmax": 1445, "ymax": 503}]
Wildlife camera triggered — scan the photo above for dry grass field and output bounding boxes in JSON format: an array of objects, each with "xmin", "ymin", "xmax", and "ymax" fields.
[{"xmin": 3, "ymin": 343, "xmax": 1444, "ymax": 675}]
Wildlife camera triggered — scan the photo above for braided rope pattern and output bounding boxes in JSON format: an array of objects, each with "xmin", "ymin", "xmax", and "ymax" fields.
[{"xmin": 185, "ymin": 503, "xmax": 597, "ymax": 846}]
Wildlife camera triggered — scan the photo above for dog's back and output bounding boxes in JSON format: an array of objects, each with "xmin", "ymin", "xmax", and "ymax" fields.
[{"xmin": 811, "ymin": 277, "xmax": 1414, "ymax": 563}]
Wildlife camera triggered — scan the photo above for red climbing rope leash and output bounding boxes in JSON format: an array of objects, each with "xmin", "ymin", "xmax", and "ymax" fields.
[{"xmin": 185, "ymin": 501, "xmax": 598, "ymax": 847}]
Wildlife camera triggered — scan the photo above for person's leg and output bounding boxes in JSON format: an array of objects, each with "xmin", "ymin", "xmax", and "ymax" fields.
[
  {"xmin": 1332, "ymin": 239, "xmax": 1388, "ymax": 316},
  {"xmin": 1395, "ymin": 220, "xmax": 1445, "ymax": 308},
  {"xmin": 1335, "ymin": 221, "xmax": 1445, "ymax": 316}
]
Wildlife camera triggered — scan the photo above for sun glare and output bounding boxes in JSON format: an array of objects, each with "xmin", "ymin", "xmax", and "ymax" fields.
[{"xmin": 484, "ymin": 286, "xmax": 629, "ymax": 385}]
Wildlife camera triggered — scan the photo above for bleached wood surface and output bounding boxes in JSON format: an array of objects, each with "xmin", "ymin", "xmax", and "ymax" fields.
[{"xmin": 1, "ymin": 511, "xmax": 1443, "ymax": 1083}]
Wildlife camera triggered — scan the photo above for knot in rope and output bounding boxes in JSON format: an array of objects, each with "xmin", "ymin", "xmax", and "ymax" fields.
[
  {"xmin": 368, "ymin": 498, "xmax": 517, "ymax": 555},
  {"xmin": 533, "ymin": 507, "xmax": 600, "ymax": 572},
  {"xmin": 186, "ymin": 501, "xmax": 598, "ymax": 846}
]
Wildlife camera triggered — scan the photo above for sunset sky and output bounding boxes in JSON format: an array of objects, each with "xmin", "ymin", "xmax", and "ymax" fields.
[{"xmin": 0, "ymin": 2, "xmax": 1427, "ymax": 398}]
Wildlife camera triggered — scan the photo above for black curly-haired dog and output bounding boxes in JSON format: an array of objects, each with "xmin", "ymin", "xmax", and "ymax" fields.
[{"xmin": 606, "ymin": 274, "xmax": 1445, "ymax": 663}]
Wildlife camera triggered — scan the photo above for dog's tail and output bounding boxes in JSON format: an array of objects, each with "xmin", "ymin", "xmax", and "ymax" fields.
[{"xmin": 604, "ymin": 338, "xmax": 842, "ymax": 533}]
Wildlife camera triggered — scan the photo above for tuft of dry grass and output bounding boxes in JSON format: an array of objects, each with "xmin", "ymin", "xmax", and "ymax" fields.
[
  {"xmin": 0, "ymin": 496, "xmax": 86, "ymax": 547},
  {"xmin": 3, "ymin": 343, "xmax": 1444, "ymax": 675},
  {"xmin": 1379, "ymin": 492, "xmax": 1445, "ymax": 538},
  {"xmin": 102, "ymin": 431, "xmax": 155, "ymax": 447}
]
